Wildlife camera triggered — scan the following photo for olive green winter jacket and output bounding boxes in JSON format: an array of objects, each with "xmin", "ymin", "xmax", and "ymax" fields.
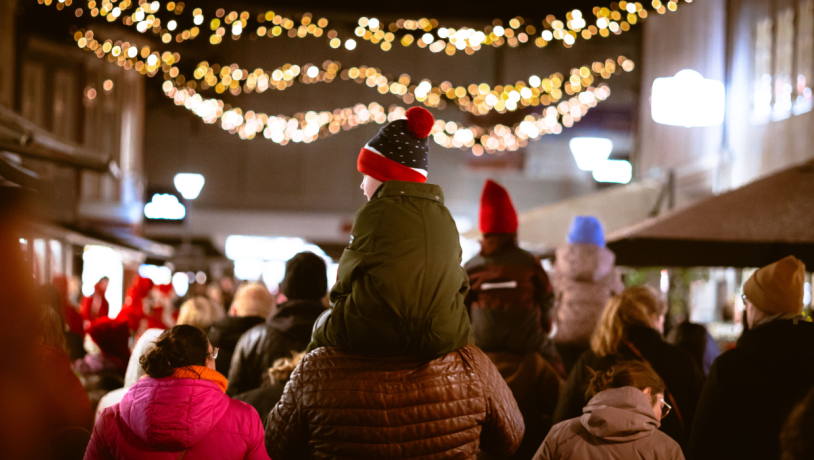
[{"xmin": 308, "ymin": 180, "xmax": 473, "ymax": 357}]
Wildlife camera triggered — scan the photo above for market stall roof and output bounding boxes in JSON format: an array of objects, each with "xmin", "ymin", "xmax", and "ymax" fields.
[
  {"xmin": 463, "ymin": 179, "xmax": 664, "ymax": 254},
  {"xmin": 607, "ymin": 159, "xmax": 814, "ymax": 268}
]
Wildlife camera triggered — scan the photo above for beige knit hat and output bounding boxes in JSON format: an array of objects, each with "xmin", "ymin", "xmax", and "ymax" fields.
[{"xmin": 743, "ymin": 256, "xmax": 806, "ymax": 315}]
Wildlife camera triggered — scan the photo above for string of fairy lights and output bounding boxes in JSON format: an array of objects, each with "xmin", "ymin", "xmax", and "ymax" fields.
[
  {"xmin": 69, "ymin": 25, "xmax": 620, "ymax": 154},
  {"xmin": 40, "ymin": 0, "xmax": 650, "ymax": 155},
  {"xmin": 73, "ymin": 24, "xmax": 633, "ymax": 117},
  {"xmin": 39, "ymin": 0, "xmax": 689, "ymax": 56},
  {"xmin": 164, "ymin": 84, "xmax": 612, "ymax": 155}
]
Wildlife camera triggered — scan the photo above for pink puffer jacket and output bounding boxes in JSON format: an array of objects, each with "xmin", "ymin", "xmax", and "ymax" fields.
[{"xmin": 84, "ymin": 377, "xmax": 270, "ymax": 460}]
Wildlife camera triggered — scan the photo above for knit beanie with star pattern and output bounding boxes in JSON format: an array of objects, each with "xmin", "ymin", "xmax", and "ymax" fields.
[{"xmin": 357, "ymin": 106, "xmax": 434, "ymax": 183}]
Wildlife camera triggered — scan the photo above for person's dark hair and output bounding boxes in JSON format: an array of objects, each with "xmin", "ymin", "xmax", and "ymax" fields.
[
  {"xmin": 781, "ymin": 386, "xmax": 814, "ymax": 460},
  {"xmin": 667, "ymin": 321, "xmax": 709, "ymax": 372},
  {"xmin": 480, "ymin": 233, "xmax": 516, "ymax": 256},
  {"xmin": 140, "ymin": 325, "xmax": 209, "ymax": 378},
  {"xmin": 586, "ymin": 360, "xmax": 666, "ymax": 405}
]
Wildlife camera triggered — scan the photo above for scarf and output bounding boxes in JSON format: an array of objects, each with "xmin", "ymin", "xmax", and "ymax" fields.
[
  {"xmin": 171, "ymin": 365, "xmax": 228, "ymax": 393},
  {"xmin": 754, "ymin": 313, "xmax": 804, "ymax": 328}
]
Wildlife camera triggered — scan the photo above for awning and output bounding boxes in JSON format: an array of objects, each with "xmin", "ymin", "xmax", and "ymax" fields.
[
  {"xmin": 607, "ymin": 159, "xmax": 814, "ymax": 268},
  {"xmin": 0, "ymin": 104, "xmax": 113, "ymax": 173},
  {"xmin": 463, "ymin": 179, "xmax": 664, "ymax": 254},
  {"xmin": 29, "ymin": 222, "xmax": 174, "ymax": 261}
]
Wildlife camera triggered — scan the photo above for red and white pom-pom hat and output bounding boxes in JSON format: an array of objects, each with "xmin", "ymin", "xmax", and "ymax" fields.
[{"xmin": 357, "ymin": 106, "xmax": 434, "ymax": 183}]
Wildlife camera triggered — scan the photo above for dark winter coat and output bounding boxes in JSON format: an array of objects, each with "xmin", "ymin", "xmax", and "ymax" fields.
[
  {"xmin": 554, "ymin": 326, "xmax": 704, "ymax": 453},
  {"xmin": 689, "ymin": 318, "xmax": 814, "ymax": 460},
  {"xmin": 265, "ymin": 345, "xmax": 524, "ymax": 460},
  {"xmin": 232, "ymin": 382, "xmax": 286, "ymax": 423},
  {"xmin": 464, "ymin": 237, "xmax": 555, "ymax": 356},
  {"xmin": 208, "ymin": 315, "xmax": 266, "ymax": 376},
  {"xmin": 309, "ymin": 180, "xmax": 472, "ymax": 357},
  {"xmin": 226, "ymin": 299, "xmax": 325, "ymax": 396},
  {"xmin": 479, "ymin": 351, "xmax": 562, "ymax": 460}
]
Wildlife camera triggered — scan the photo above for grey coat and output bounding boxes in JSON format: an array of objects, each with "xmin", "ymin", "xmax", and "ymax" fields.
[{"xmin": 536, "ymin": 387, "xmax": 684, "ymax": 460}]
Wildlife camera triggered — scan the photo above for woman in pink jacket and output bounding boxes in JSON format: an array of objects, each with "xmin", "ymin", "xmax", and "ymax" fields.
[{"xmin": 84, "ymin": 324, "xmax": 270, "ymax": 460}]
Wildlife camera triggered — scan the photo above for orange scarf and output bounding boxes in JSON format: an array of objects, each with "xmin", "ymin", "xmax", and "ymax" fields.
[{"xmin": 171, "ymin": 366, "xmax": 228, "ymax": 393}]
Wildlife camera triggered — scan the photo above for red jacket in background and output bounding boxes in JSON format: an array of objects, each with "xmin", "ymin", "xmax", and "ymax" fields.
[
  {"xmin": 117, "ymin": 276, "xmax": 154, "ymax": 331},
  {"xmin": 80, "ymin": 280, "xmax": 109, "ymax": 323}
]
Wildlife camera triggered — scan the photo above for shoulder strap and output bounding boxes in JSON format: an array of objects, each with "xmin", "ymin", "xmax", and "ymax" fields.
[
  {"xmin": 623, "ymin": 340, "xmax": 685, "ymax": 430},
  {"xmin": 177, "ymin": 450, "xmax": 187, "ymax": 460}
]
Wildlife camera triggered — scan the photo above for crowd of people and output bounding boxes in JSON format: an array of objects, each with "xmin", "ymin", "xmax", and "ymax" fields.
[{"xmin": 16, "ymin": 107, "xmax": 814, "ymax": 460}]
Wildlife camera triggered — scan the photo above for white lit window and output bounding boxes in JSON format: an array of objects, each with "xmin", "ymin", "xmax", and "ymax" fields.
[
  {"xmin": 774, "ymin": 8, "xmax": 795, "ymax": 119},
  {"xmin": 753, "ymin": 17, "xmax": 774, "ymax": 120},
  {"xmin": 82, "ymin": 245, "xmax": 124, "ymax": 318},
  {"xmin": 796, "ymin": 0, "xmax": 814, "ymax": 114}
]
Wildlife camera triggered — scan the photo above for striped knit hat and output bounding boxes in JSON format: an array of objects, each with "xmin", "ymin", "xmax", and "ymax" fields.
[{"xmin": 357, "ymin": 106, "xmax": 434, "ymax": 183}]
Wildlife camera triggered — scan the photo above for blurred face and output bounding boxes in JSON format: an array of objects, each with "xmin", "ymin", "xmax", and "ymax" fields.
[
  {"xmin": 651, "ymin": 313, "xmax": 665, "ymax": 334},
  {"xmin": 643, "ymin": 387, "xmax": 668, "ymax": 420},
  {"xmin": 360, "ymin": 175, "xmax": 382, "ymax": 201},
  {"xmin": 205, "ymin": 342, "xmax": 217, "ymax": 370}
]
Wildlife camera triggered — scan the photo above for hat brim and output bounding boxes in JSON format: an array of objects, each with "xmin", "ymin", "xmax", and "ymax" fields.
[{"xmin": 357, "ymin": 147, "xmax": 427, "ymax": 183}]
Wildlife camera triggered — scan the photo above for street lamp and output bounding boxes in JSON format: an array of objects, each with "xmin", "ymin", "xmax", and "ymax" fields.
[
  {"xmin": 173, "ymin": 173, "xmax": 205, "ymax": 254},
  {"xmin": 569, "ymin": 137, "xmax": 613, "ymax": 171},
  {"xmin": 651, "ymin": 69, "xmax": 725, "ymax": 127},
  {"xmin": 174, "ymin": 173, "xmax": 205, "ymax": 200}
]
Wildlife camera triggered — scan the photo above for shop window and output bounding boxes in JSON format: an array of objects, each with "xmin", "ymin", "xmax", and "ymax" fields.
[
  {"xmin": 773, "ymin": 8, "xmax": 795, "ymax": 120},
  {"xmin": 795, "ymin": 0, "xmax": 814, "ymax": 114},
  {"xmin": 753, "ymin": 17, "xmax": 774, "ymax": 120}
]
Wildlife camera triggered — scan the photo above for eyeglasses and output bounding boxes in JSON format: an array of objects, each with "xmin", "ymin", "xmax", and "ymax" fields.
[
  {"xmin": 209, "ymin": 347, "xmax": 219, "ymax": 360},
  {"xmin": 660, "ymin": 398, "xmax": 672, "ymax": 420}
]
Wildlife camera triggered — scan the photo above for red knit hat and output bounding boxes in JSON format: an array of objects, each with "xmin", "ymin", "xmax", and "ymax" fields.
[
  {"xmin": 357, "ymin": 106, "xmax": 434, "ymax": 183},
  {"xmin": 88, "ymin": 317, "xmax": 131, "ymax": 369},
  {"xmin": 479, "ymin": 179, "xmax": 518, "ymax": 234}
]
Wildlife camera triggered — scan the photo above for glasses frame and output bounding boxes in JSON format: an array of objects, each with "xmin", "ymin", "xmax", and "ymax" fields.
[
  {"xmin": 209, "ymin": 347, "xmax": 219, "ymax": 360},
  {"xmin": 659, "ymin": 397, "xmax": 672, "ymax": 419}
]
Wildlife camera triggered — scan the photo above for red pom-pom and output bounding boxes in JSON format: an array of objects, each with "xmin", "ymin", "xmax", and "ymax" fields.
[{"xmin": 405, "ymin": 106, "xmax": 434, "ymax": 139}]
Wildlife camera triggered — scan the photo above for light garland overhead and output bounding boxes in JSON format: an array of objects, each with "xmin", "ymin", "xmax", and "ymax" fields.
[
  {"xmin": 71, "ymin": 25, "xmax": 613, "ymax": 155},
  {"xmin": 165, "ymin": 84, "xmax": 611, "ymax": 156},
  {"xmin": 72, "ymin": 28, "xmax": 633, "ymax": 118},
  {"xmin": 41, "ymin": 0, "xmax": 688, "ymax": 56}
]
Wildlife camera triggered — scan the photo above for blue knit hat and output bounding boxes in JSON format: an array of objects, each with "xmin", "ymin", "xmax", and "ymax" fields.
[{"xmin": 567, "ymin": 216, "xmax": 605, "ymax": 246}]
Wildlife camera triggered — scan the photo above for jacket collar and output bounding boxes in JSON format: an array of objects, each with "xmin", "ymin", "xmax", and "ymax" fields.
[
  {"xmin": 626, "ymin": 325, "xmax": 663, "ymax": 345},
  {"xmin": 268, "ymin": 299, "xmax": 326, "ymax": 337},
  {"xmin": 373, "ymin": 180, "xmax": 444, "ymax": 204},
  {"xmin": 737, "ymin": 317, "xmax": 811, "ymax": 350}
]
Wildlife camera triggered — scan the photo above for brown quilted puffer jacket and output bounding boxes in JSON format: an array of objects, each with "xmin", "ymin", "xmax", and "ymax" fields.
[{"xmin": 265, "ymin": 345, "xmax": 525, "ymax": 460}]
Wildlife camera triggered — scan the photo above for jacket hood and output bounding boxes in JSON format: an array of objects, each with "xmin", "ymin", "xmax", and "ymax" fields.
[
  {"xmin": 268, "ymin": 299, "xmax": 326, "ymax": 340},
  {"xmin": 556, "ymin": 244, "xmax": 616, "ymax": 282},
  {"xmin": 208, "ymin": 315, "xmax": 265, "ymax": 348},
  {"xmin": 580, "ymin": 387, "xmax": 660, "ymax": 442},
  {"xmin": 120, "ymin": 377, "xmax": 230, "ymax": 449},
  {"xmin": 124, "ymin": 328, "xmax": 163, "ymax": 388}
]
